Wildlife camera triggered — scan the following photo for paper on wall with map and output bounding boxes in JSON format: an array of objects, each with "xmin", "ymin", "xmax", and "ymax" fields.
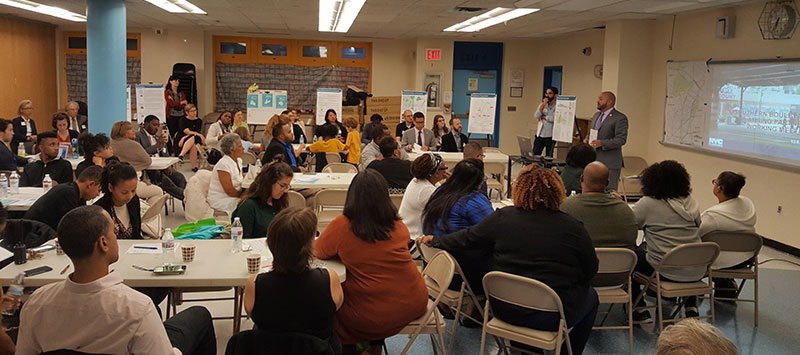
[
  {"xmin": 467, "ymin": 93, "xmax": 497, "ymax": 135},
  {"xmin": 664, "ymin": 61, "xmax": 711, "ymax": 147},
  {"xmin": 553, "ymin": 95, "xmax": 577, "ymax": 143},
  {"xmin": 401, "ymin": 91, "xmax": 427, "ymax": 118}
]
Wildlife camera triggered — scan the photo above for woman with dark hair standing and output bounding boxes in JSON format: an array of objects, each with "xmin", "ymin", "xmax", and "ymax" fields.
[
  {"xmin": 314, "ymin": 170, "xmax": 426, "ymax": 354},
  {"xmin": 94, "ymin": 161, "xmax": 142, "ymax": 239},
  {"xmin": 560, "ymin": 143, "xmax": 597, "ymax": 194},
  {"xmin": 164, "ymin": 75, "xmax": 187, "ymax": 142},
  {"xmin": 75, "ymin": 132, "xmax": 114, "ymax": 178},
  {"xmin": 321, "ymin": 109, "xmax": 347, "ymax": 142},
  {"xmin": 630, "ymin": 160, "xmax": 703, "ymax": 322},
  {"xmin": 232, "ymin": 162, "xmax": 294, "ymax": 239},
  {"xmin": 398, "ymin": 153, "xmax": 449, "ymax": 238},
  {"xmin": 243, "ymin": 207, "xmax": 343, "ymax": 352},
  {"xmin": 421, "ymin": 166, "xmax": 598, "ymax": 354}
]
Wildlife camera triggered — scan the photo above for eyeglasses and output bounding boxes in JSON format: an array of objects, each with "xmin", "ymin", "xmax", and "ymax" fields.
[
  {"xmin": 711, "ymin": 179, "xmax": 718, "ymax": 186},
  {"xmin": 278, "ymin": 182, "xmax": 291, "ymax": 191},
  {"xmin": 438, "ymin": 165, "xmax": 449, "ymax": 171}
]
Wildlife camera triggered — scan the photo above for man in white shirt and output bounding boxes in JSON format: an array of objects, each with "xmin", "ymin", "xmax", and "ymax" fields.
[
  {"xmin": 401, "ymin": 112, "xmax": 435, "ymax": 152},
  {"xmin": 16, "ymin": 206, "xmax": 216, "ymax": 355}
]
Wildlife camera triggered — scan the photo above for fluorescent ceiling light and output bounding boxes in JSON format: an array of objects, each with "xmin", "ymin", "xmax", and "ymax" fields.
[
  {"xmin": 143, "ymin": 0, "xmax": 206, "ymax": 14},
  {"xmin": 0, "ymin": 0, "xmax": 86, "ymax": 22},
  {"xmin": 319, "ymin": 0, "xmax": 366, "ymax": 33},
  {"xmin": 444, "ymin": 7, "xmax": 539, "ymax": 32}
]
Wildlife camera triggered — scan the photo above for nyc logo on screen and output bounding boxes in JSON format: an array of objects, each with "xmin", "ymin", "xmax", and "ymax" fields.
[{"xmin": 708, "ymin": 137, "xmax": 724, "ymax": 147}]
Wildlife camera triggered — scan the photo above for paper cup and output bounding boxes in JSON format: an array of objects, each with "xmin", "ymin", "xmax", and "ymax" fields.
[
  {"xmin": 181, "ymin": 244, "xmax": 196, "ymax": 262},
  {"xmin": 55, "ymin": 240, "xmax": 64, "ymax": 255},
  {"xmin": 246, "ymin": 254, "xmax": 261, "ymax": 274}
]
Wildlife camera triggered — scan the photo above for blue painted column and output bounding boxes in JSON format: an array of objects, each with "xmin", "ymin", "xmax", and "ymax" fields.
[{"xmin": 86, "ymin": 0, "xmax": 126, "ymax": 134}]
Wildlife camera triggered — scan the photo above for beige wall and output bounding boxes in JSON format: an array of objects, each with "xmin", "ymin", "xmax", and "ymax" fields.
[
  {"xmin": 139, "ymin": 28, "xmax": 206, "ymax": 103},
  {"xmin": 643, "ymin": 3, "xmax": 800, "ymax": 248}
]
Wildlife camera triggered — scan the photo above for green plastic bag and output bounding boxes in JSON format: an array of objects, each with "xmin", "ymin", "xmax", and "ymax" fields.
[{"xmin": 172, "ymin": 218, "xmax": 216, "ymax": 237}]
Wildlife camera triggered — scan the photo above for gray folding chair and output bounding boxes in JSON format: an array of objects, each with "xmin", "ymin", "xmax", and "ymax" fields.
[
  {"xmin": 480, "ymin": 271, "xmax": 573, "ymax": 355},
  {"xmin": 286, "ymin": 190, "xmax": 306, "ymax": 209},
  {"xmin": 592, "ymin": 248, "xmax": 637, "ymax": 355},
  {"xmin": 397, "ymin": 251, "xmax": 455, "ymax": 355},
  {"xmin": 702, "ymin": 231, "xmax": 762, "ymax": 326},
  {"xmin": 322, "ymin": 163, "xmax": 357, "ymax": 173},
  {"xmin": 632, "ymin": 242, "xmax": 720, "ymax": 332}
]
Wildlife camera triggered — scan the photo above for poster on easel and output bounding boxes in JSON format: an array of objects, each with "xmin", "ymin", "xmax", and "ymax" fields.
[
  {"xmin": 316, "ymin": 88, "xmax": 343, "ymax": 125},
  {"xmin": 401, "ymin": 90, "xmax": 427, "ymax": 118},
  {"xmin": 467, "ymin": 93, "xmax": 497, "ymax": 135},
  {"xmin": 552, "ymin": 95, "xmax": 577, "ymax": 143},
  {"xmin": 126, "ymin": 85, "xmax": 132, "ymax": 122},
  {"xmin": 135, "ymin": 84, "xmax": 166, "ymax": 123},
  {"xmin": 247, "ymin": 89, "xmax": 288, "ymax": 125}
]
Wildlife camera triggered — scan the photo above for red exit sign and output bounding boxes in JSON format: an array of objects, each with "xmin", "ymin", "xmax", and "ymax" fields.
[{"xmin": 426, "ymin": 48, "xmax": 441, "ymax": 61}]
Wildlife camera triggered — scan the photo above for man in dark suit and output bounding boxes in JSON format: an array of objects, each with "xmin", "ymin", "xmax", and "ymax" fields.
[
  {"xmin": 440, "ymin": 117, "xmax": 469, "ymax": 152},
  {"xmin": 12, "ymin": 100, "xmax": 38, "ymax": 154},
  {"xmin": 65, "ymin": 101, "xmax": 88, "ymax": 133},
  {"xmin": 586, "ymin": 91, "xmax": 628, "ymax": 191},
  {"xmin": 262, "ymin": 121, "xmax": 306, "ymax": 172},
  {"xmin": 0, "ymin": 118, "xmax": 29, "ymax": 171},
  {"xmin": 136, "ymin": 115, "xmax": 186, "ymax": 200}
]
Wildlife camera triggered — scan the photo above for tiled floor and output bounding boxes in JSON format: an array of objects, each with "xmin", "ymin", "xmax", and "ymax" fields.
[{"xmin": 162, "ymin": 163, "xmax": 800, "ymax": 354}]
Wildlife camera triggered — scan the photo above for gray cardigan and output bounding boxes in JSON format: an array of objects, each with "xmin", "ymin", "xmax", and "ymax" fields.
[{"xmin": 631, "ymin": 196, "xmax": 703, "ymax": 281}]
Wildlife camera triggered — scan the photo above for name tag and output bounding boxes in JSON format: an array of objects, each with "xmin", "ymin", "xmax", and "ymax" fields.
[{"xmin": 20, "ymin": 121, "xmax": 25, "ymax": 126}]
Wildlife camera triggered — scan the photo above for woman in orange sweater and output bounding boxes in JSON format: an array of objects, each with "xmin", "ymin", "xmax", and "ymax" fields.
[{"xmin": 314, "ymin": 169, "xmax": 427, "ymax": 353}]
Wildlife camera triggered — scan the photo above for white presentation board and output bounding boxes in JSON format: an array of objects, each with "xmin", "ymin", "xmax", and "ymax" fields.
[
  {"xmin": 135, "ymin": 84, "xmax": 166, "ymax": 123},
  {"xmin": 316, "ymin": 88, "xmax": 343, "ymax": 125},
  {"xmin": 552, "ymin": 95, "xmax": 577, "ymax": 143},
  {"xmin": 401, "ymin": 90, "xmax": 427, "ymax": 117},
  {"xmin": 247, "ymin": 89, "xmax": 288, "ymax": 125},
  {"xmin": 126, "ymin": 85, "xmax": 132, "ymax": 122},
  {"xmin": 467, "ymin": 93, "xmax": 497, "ymax": 134}
]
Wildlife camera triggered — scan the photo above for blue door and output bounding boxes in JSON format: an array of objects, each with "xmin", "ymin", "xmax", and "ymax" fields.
[{"xmin": 452, "ymin": 42, "xmax": 503, "ymax": 146}]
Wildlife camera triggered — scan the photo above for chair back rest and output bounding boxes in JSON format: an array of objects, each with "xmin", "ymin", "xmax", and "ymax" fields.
[
  {"xmin": 314, "ymin": 189, "xmax": 348, "ymax": 210},
  {"xmin": 286, "ymin": 190, "xmax": 306, "ymax": 209},
  {"xmin": 225, "ymin": 330, "xmax": 334, "ymax": 355},
  {"xmin": 702, "ymin": 231, "xmax": 762, "ymax": 269},
  {"xmin": 240, "ymin": 151, "xmax": 258, "ymax": 166},
  {"xmin": 595, "ymin": 248, "xmax": 638, "ymax": 275},
  {"xmin": 322, "ymin": 163, "xmax": 357, "ymax": 173},
  {"xmin": 389, "ymin": 194, "xmax": 403, "ymax": 209},
  {"xmin": 483, "ymin": 147, "xmax": 503, "ymax": 153},
  {"xmin": 621, "ymin": 156, "xmax": 647, "ymax": 175},
  {"xmin": 658, "ymin": 242, "xmax": 720, "ymax": 271},
  {"xmin": 483, "ymin": 271, "xmax": 565, "ymax": 316},
  {"xmin": 416, "ymin": 238, "xmax": 443, "ymax": 263},
  {"xmin": 325, "ymin": 152, "xmax": 341, "ymax": 164},
  {"xmin": 484, "ymin": 162, "xmax": 506, "ymax": 182},
  {"xmin": 141, "ymin": 193, "xmax": 169, "ymax": 221},
  {"xmin": 422, "ymin": 251, "xmax": 456, "ymax": 300}
]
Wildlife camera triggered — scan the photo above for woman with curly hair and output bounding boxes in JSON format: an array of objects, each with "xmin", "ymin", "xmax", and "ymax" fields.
[
  {"xmin": 630, "ymin": 160, "xmax": 703, "ymax": 322},
  {"xmin": 421, "ymin": 165, "xmax": 598, "ymax": 354}
]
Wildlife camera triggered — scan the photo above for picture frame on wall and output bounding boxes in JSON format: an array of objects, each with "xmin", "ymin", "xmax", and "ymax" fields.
[{"xmin": 510, "ymin": 87, "xmax": 523, "ymax": 97}]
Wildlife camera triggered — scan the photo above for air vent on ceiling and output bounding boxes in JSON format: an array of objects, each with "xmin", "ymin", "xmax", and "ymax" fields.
[{"xmin": 455, "ymin": 7, "xmax": 485, "ymax": 12}]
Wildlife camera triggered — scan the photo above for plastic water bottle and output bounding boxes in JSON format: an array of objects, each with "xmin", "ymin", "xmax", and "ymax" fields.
[
  {"xmin": 161, "ymin": 228, "xmax": 175, "ymax": 260},
  {"xmin": 570, "ymin": 190, "xmax": 577, "ymax": 196},
  {"xmin": 42, "ymin": 174, "xmax": 52, "ymax": 192},
  {"xmin": 231, "ymin": 217, "xmax": 243, "ymax": 253},
  {"xmin": 9, "ymin": 171, "xmax": 19, "ymax": 194},
  {"xmin": 299, "ymin": 135, "xmax": 305, "ymax": 145},
  {"xmin": 0, "ymin": 174, "xmax": 7, "ymax": 197},
  {"xmin": 71, "ymin": 138, "xmax": 79, "ymax": 159},
  {"xmin": 1, "ymin": 272, "xmax": 24, "ymax": 316},
  {"xmin": 17, "ymin": 144, "xmax": 25, "ymax": 157}
]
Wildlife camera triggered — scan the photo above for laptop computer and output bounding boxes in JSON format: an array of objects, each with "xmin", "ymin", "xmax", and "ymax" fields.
[{"xmin": 517, "ymin": 136, "xmax": 535, "ymax": 159}]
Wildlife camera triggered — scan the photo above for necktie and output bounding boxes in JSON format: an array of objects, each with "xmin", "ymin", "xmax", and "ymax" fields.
[
  {"xmin": 417, "ymin": 130, "xmax": 422, "ymax": 145},
  {"xmin": 595, "ymin": 112, "xmax": 608, "ymax": 129}
]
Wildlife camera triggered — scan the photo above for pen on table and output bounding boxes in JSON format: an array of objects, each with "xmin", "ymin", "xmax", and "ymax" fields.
[
  {"xmin": 59, "ymin": 264, "xmax": 70, "ymax": 275},
  {"xmin": 134, "ymin": 246, "xmax": 159, "ymax": 250}
]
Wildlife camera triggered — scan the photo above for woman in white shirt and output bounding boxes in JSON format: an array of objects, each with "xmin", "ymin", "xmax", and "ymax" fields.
[
  {"xmin": 208, "ymin": 134, "xmax": 244, "ymax": 215},
  {"xmin": 205, "ymin": 111, "xmax": 233, "ymax": 150},
  {"xmin": 399, "ymin": 153, "xmax": 449, "ymax": 238}
]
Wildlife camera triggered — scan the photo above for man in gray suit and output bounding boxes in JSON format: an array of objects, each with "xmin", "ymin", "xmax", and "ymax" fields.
[
  {"xmin": 401, "ymin": 112, "xmax": 435, "ymax": 152},
  {"xmin": 136, "ymin": 115, "xmax": 186, "ymax": 200},
  {"xmin": 586, "ymin": 91, "xmax": 628, "ymax": 191},
  {"xmin": 65, "ymin": 101, "xmax": 88, "ymax": 133}
]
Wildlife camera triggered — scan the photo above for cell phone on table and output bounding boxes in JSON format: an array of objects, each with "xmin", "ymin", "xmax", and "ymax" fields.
[
  {"xmin": 153, "ymin": 264, "xmax": 186, "ymax": 275},
  {"xmin": 24, "ymin": 266, "xmax": 53, "ymax": 277}
]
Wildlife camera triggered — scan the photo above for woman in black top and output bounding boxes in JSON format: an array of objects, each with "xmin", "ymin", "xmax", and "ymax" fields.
[
  {"xmin": 243, "ymin": 207, "xmax": 343, "ymax": 352},
  {"xmin": 75, "ymin": 132, "xmax": 115, "ymax": 178},
  {"xmin": 94, "ymin": 161, "xmax": 142, "ymax": 239},
  {"xmin": 421, "ymin": 165, "xmax": 599, "ymax": 355},
  {"xmin": 178, "ymin": 103, "xmax": 205, "ymax": 172},
  {"xmin": 322, "ymin": 109, "xmax": 347, "ymax": 142}
]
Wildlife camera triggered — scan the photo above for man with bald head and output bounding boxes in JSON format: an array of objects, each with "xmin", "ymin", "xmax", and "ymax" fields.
[
  {"xmin": 585, "ymin": 91, "xmax": 628, "ymax": 190},
  {"xmin": 395, "ymin": 109, "xmax": 415, "ymax": 140},
  {"xmin": 560, "ymin": 161, "xmax": 637, "ymax": 249}
]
